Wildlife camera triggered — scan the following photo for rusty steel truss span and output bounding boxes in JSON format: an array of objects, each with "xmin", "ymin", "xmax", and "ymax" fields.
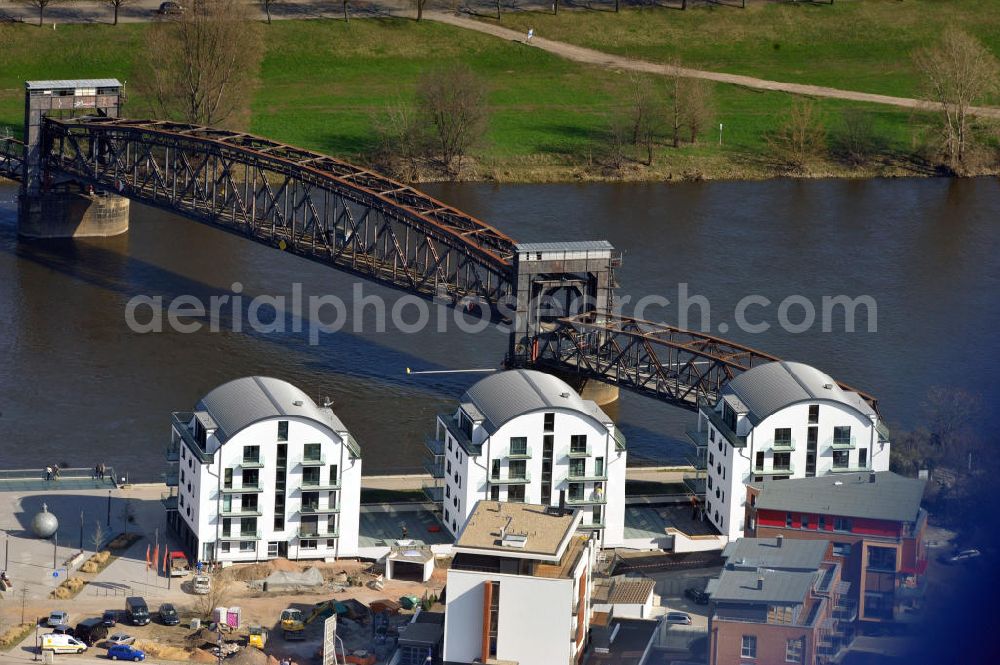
[
  {"xmin": 42, "ymin": 116, "xmax": 518, "ymax": 308},
  {"xmin": 0, "ymin": 137, "xmax": 24, "ymax": 181},
  {"xmin": 536, "ymin": 312, "xmax": 880, "ymax": 413}
]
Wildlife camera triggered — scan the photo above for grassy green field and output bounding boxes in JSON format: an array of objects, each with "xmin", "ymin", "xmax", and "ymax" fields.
[
  {"xmin": 492, "ymin": 0, "xmax": 1000, "ymax": 101},
  {"xmin": 0, "ymin": 17, "xmax": 961, "ymax": 181}
]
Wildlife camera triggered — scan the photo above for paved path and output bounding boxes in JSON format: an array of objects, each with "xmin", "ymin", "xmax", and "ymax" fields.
[{"xmin": 426, "ymin": 11, "xmax": 1000, "ymax": 120}]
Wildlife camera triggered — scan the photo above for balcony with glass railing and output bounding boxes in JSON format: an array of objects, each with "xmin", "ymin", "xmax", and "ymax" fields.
[
  {"xmin": 506, "ymin": 445, "xmax": 532, "ymax": 460},
  {"xmin": 829, "ymin": 435, "xmax": 856, "ymax": 450},
  {"xmin": 753, "ymin": 463, "xmax": 795, "ymax": 476},
  {"xmin": 240, "ymin": 454, "xmax": 265, "ymax": 469},
  {"xmin": 220, "ymin": 505, "xmax": 263, "ymax": 518},
  {"xmin": 219, "ymin": 531, "xmax": 262, "ymax": 541},
  {"xmin": 567, "ymin": 444, "xmax": 591, "ymax": 458},
  {"xmin": 300, "ymin": 502, "xmax": 341, "ymax": 515},
  {"xmin": 770, "ymin": 437, "xmax": 796, "ymax": 452},
  {"xmin": 423, "ymin": 458, "xmax": 445, "ymax": 479},
  {"xmin": 221, "ymin": 483, "xmax": 263, "ymax": 494},
  {"xmin": 830, "ymin": 463, "xmax": 871, "ymax": 473},
  {"xmin": 566, "ymin": 491, "xmax": 607, "ymax": 506},
  {"xmin": 300, "ymin": 454, "xmax": 326, "ymax": 467},
  {"xmin": 567, "ymin": 469, "xmax": 608, "ymax": 482},
  {"xmin": 297, "ymin": 525, "xmax": 339, "ymax": 539},
  {"xmin": 489, "ymin": 471, "xmax": 531, "ymax": 485}
]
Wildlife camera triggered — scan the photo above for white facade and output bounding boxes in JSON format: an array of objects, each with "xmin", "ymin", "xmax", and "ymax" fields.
[
  {"xmin": 426, "ymin": 369, "xmax": 627, "ymax": 547},
  {"xmin": 689, "ymin": 362, "xmax": 890, "ymax": 541},
  {"xmin": 167, "ymin": 377, "xmax": 362, "ymax": 563},
  {"xmin": 442, "ymin": 502, "xmax": 595, "ymax": 665}
]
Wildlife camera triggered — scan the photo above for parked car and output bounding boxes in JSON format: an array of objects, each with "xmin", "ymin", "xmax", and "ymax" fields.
[
  {"xmin": 75, "ymin": 618, "xmax": 109, "ymax": 646},
  {"xmin": 159, "ymin": 603, "xmax": 180, "ymax": 626},
  {"xmin": 125, "ymin": 597, "xmax": 150, "ymax": 626},
  {"xmin": 684, "ymin": 587, "xmax": 710, "ymax": 605},
  {"xmin": 156, "ymin": 1, "xmax": 182, "ymax": 14},
  {"xmin": 106, "ymin": 633, "xmax": 136, "ymax": 646},
  {"xmin": 102, "ymin": 610, "xmax": 118, "ymax": 627},
  {"xmin": 40, "ymin": 634, "xmax": 87, "ymax": 654},
  {"xmin": 941, "ymin": 548, "xmax": 981, "ymax": 564},
  {"xmin": 47, "ymin": 610, "xmax": 70, "ymax": 628},
  {"xmin": 665, "ymin": 611, "xmax": 692, "ymax": 625},
  {"xmin": 107, "ymin": 643, "xmax": 146, "ymax": 661}
]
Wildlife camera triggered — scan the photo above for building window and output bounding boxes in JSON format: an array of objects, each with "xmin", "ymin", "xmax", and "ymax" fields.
[
  {"xmin": 768, "ymin": 606, "xmax": 793, "ymax": 624},
  {"xmin": 723, "ymin": 404, "xmax": 737, "ymax": 432},
  {"xmin": 708, "ymin": 475, "xmax": 713, "ymax": 490},
  {"xmin": 243, "ymin": 445, "xmax": 260, "ymax": 464},
  {"xmin": 859, "ymin": 448, "xmax": 868, "ymax": 468},
  {"xmin": 833, "ymin": 426, "xmax": 852, "ymax": 446},
  {"xmin": 818, "ymin": 515, "xmax": 826, "ymax": 530},
  {"xmin": 802, "ymin": 515, "xmax": 810, "ymax": 529},
  {"xmin": 741, "ymin": 635, "xmax": 757, "ymax": 658},
  {"xmin": 708, "ymin": 451, "xmax": 714, "ymax": 466},
  {"xmin": 774, "ymin": 428, "xmax": 792, "ymax": 447},
  {"xmin": 808, "ymin": 405, "xmax": 819, "ymax": 424},
  {"xmin": 490, "ymin": 486, "xmax": 500, "ymax": 500},
  {"xmin": 568, "ymin": 482, "xmax": 584, "ymax": 501},
  {"xmin": 867, "ymin": 545, "xmax": 896, "ymax": 571},
  {"xmin": 755, "ymin": 451, "xmax": 764, "ymax": 470},
  {"xmin": 446, "ymin": 459, "xmax": 452, "ymax": 474},
  {"xmin": 509, "ymin": 460, "xmax": 527, "ymax": 479},
  {"xmin": 326, "ymin": 539, "xmax": 337, "ymax": 549},
  {"xmin": 329, "ymin": 465, "xmax": 339, "ymax": 485},
  {"xmin": 488, "ymin": 580, "xmax": 500, "ymax": 656},
  {"xmin": 240, "ymin": 541, "xmax": 255, "ymax": 552},
  {"xmin": 220, "ymin": 542, "xmax": 231, "ymax": 553},
  {"xmin": 569, "ymin": 458, "xmax": 586, "ymax": 478},
  {"xmin": 543, "ymin": 413, "xmax": 555, "ymax": 432},
  {"xmin": 490, "ymin": 459, "xmax": 500, "ymax": 480},
  {"xmin": 303, "ymin": 443, "xmax": 321, "ymax": 463},
  {"xmin": 445, "ymin": 484, "xmax": 451, "ymax": 498},
  {"xmin": 243, "ymin": 469, "xmax": 259, "ymax": 489},
  {"xmin": 773, "ymin": 452, "xmax": 791, "ymax": 471},
  {"xmin": 300, "ymin": 539, "xmax": 317, "ymax": 550},
  {"xmin": 570, "ymin": 435, "xmax": 588, "ymax": 454},
  {"xmin": 224, "ymin": 468, "xmax": 233, "ymax": 489},
  {"xmin": 509, "ymin": 437, "xmax": 528, "ymax": 456},
  {"xmin": 273, "ymin": 514, "xmax": 284, "ymax": 530},
  {"xmin": 833, "ymin": 542, "xmax": 852, "ymax": 557},
  {"xmin": 785, "ymin": 638, "xmax": 804, "ymax": 663},
  {"xmin": 179, "ymin": 495, "xmax": 185, "ymax": 508},
  {"xmin": 786, "ymin": 512, "xmax": 793, "ymax": 528},
  {"xmin": 832, "ymin": 450, "xmax": 850, "ymax": 469},
  {"xmin": 834, "ymin": 517, "xmax": 852, "ymax": 532},
  {"xmin": 595, "ymin": 456, "xmax": 605, "ymax": 477},
  {"xmin": 508, "ymin": 485, "xmax": 525, "ymax": 503},
  {"xmin": 278, "ymin": 421, "xmax": 288, "ymax": 441}
]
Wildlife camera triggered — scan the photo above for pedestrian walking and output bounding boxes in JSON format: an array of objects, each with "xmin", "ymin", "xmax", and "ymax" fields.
[
  {"xmin": 401, "ymin": 525, "xmax": 409, "ymax": 540},
  {"xmin": 94, "ymin": 463, "xmax": 100, "ymax": 479},
  {"xmin": 526, "ymin": 27, "xmax": 534, "ymax": 44},
  {"xmin": 45, "ymin": 466, "xmax": 52, "ymax": 481},
  {"xmin": 53, "ymin": 464, "xmax": 60, "ymax": 480},
  {"xmin": 99, "ymin": 462, "xmax": 106, "ymax": 480}
]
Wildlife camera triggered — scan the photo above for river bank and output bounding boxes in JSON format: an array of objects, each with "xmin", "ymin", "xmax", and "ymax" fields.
[{"xmin": 5, "ymin": 17, "xmax": 996, "ymax": 185}]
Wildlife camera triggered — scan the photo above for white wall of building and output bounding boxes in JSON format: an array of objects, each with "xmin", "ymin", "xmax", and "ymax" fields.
[
  {"xmin": 174, "ymin": 415, "xmax": 361, "ymax": 563},
  {"xmin": 436, "ymin": 408, "xmax": 627, "ymax": 546},
  {"xmin": 698, "ymin": 399, "xmax": 889, "ymax": 540}
]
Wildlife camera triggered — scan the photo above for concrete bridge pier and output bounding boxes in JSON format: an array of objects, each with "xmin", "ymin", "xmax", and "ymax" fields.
[{"xmin": 18, "ymin": 190, "xmax": 129, "ymax": 239}]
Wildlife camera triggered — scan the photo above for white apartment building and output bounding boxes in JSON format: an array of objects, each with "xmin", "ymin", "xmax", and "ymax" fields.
[
  {"xmin": 165, "ymin": 376, "xmax": 362, "ymax": 563},
  {"xmin": 443, "ymin": 501, "xmax": 595, "ymax": 665},
  {"xmin": 425, "ymin": 369, "xmax": 627, "ymax": 547},
  {"xmin": 687, "ymin": 361, "xmax": 890, "ymax": 541}
]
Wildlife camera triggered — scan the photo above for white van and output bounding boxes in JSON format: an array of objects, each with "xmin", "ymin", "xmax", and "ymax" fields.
[{"xmin": 40, "ymin": 633, "xmax": 87, "ymax": 654}]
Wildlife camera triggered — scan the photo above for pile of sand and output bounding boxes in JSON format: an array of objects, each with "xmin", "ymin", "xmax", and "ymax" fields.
[
  {"xmin": 135, "ymin": 640, "xmax": 216, "ymax": 663},
  {"xmin": 228, "ymin": 647, "xmax": 269, "ymax": 665},
  {"xmin": 223, "ymin": 558, "xmax": 303, "ymax": 582}
]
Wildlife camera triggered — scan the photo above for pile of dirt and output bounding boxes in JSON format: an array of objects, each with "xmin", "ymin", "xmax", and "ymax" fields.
[
  {"xmin": 224, "ymin": 563, "xmax": 276, "ymax": 582},
  {"xmin": 135, "ymin": 640, "xmax": 215, "ymax": 663},
  {"xmin": 228, "ymin": 647, "xmax": 269, "ymax": 665},
  {"xmin": 186, "ymin": 627, "xmax": 222, "ymax": 644},
  {"xmin": 269, "ymin": 558, "xmax": 303, "ymax": 573}
]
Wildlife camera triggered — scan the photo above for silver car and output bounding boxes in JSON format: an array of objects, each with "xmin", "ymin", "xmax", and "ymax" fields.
[
  {"xmin": 106, "ymin": 633, "xmax": 136, "ymax": 646},
  {"xmin": 47, "ymin": 610, "xmax": 70, "ymax": 628}
]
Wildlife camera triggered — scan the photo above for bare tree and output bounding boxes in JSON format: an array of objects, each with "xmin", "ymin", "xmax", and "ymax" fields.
[
  {"xmin": 913, "ymin": 28, "xmax": 1000, "ymax": 172},
  {"xmin": 13, "ymin": 0, "xmax": 61, "ymax": 26},
  {"xmin": 342, "ymin": 0, "xmax": 349, "ymax": 21},
  {"xmin": 626, "ymin": 77, "xmax": 663, "ymax": 166},
  {"xmin": 767, "ymin": 99, "xmax": 826, "ymax": 170},
  {"xmin": 138, "ymin": 0, "xmax": 264, "ymax": 127},
  {"xmin": 194, "ymin": 576, "xmax": 234, "ymax": 618},
  {"xmin": 104, "ymin": 0, "xmax": 136, "ymax": 25},
  {"xmin": 834, "ymin": 108, "xmax": 879, "ymax": 167},
  {"xmin": 373, "ymin": 100, "xmax": 421, "ymax": 179},
  {"xmin": 415, "ymin": 0, "xmax": 427, "ymax": 21},
  {"xmin": 260, "ymin": 0, "xmax": 278, "ymax": 23},
  {"xmin": 682, "ymin": 79, "xmax": 714, "ymax": 144},
  {"xmin": 416, "ymin": 65, "xmax": 490, "ymax": 174},
  {"xmin": 90, "ymin": 521, "xmax": 105, "ymax": 554}
]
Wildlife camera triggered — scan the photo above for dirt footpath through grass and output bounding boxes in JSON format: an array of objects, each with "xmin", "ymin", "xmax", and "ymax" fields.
[{"xmin": 426, "ymin": 10, "xmax": 1000, "ymax": 120}]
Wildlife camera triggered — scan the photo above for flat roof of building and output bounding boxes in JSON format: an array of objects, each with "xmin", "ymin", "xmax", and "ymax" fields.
[
  {"xmin": 721, "ymin": 537, "xmax": 829, "ymax": 572},
  {"xmin": 720, "ymin": 360, "xmax": 875, "ymax": 424},
  {"xmin": 455, "ymin": 501, "xmax": 579, "ymax": 560},
  {"xmin": 461, "ymin": 369, "xmax": 612, "ymax": 435},
  {"xmin": 587, "ymin": 618, "xmax": 660, "ymax": 665},
  {"xmin": 751, "ymin": 471, "xmax": 925, "ymax": 523},
  {"xmin": 515, "ymin": 240, "xmax": 613, "ymax": 252},
  {"xmin": 709, "ymin": 566, "xmax": 817, "ymax": 605},
  {"xmin": 26, "ymin": 79, "xmax": 122, "ymax": 90}
]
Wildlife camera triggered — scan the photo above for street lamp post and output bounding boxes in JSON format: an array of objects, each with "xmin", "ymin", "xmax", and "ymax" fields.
[
  {"xmin": 107, "ymin": 490, "xmax": 112, "ymax": 527},
  {"xmin": 79, "ymin": 510, "xmax": 84, "ymax": 551}
]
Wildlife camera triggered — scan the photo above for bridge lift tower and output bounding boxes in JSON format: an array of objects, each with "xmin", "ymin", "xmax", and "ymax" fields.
[
  {"xmin": 509, "ymin": 241, "xmax": 619, "ymax": 359},
  {"xmin": 19, "ymin": 79, "xmax": 130, "ymax": 238}
]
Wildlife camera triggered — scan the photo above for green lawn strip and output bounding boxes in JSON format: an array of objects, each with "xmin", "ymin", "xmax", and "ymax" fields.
[{"xmin": 489, "ymin": 0, "xmax": 1000, "ymax": 102}]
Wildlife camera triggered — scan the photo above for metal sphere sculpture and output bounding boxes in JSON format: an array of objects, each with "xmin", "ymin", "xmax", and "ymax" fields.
[{"xmin": 31, "ymin": 502, "xmax": 59, "ymax": 538}]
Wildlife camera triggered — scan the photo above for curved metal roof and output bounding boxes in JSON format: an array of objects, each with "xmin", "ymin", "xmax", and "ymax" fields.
[
  {"xmin": 461, "ymin": 369, "xmax": 612, "ymax": 434},
  {"xmin": 722, "ymin": 361, "xmax": 875, "ymax": 425},
  {"xmin": 197, "ymin": 376, "xmax": 349, "ymax": 443}
]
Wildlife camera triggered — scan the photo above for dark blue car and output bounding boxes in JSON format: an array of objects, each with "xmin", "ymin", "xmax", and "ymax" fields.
[{"xmin": 107, "ymin": 644, "xmax": 145, "ymax": 661}]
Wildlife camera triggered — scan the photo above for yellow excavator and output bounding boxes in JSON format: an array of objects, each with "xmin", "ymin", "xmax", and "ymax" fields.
[
  {"xmin": 248, "ymin": 625, "xmax": 267, "ymax": 649},
  {"xmin": 280, "ymin": 608, "xmax": 305, "ymax": 640}
]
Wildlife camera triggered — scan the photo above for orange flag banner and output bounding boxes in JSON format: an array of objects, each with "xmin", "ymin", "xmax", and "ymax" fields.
[
  {"xmin": 153, "ymin": 543, "xmax": 160, "ymax": 575},
  {"xmin": 163, "ymin": 549, "xmax": 169, "ymax": 574},
  {"xmin": 145, "ymin": 545, "xmax": 151, "ymax": 570}
]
